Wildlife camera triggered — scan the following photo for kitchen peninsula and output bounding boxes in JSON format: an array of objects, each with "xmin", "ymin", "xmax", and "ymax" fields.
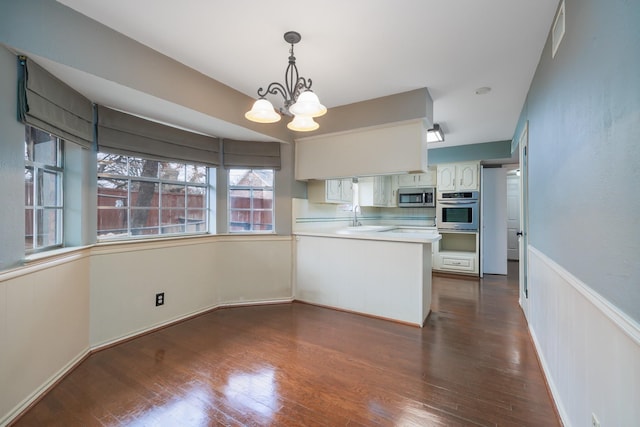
[{"xmin": 294, "ymin": 227, "xmax": 441, "ymax": 326}]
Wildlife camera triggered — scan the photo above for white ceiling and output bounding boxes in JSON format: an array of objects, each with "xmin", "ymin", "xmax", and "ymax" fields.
[{"xmin": 55, "ymin": 0, "xmax": 559, "ymax": 148}]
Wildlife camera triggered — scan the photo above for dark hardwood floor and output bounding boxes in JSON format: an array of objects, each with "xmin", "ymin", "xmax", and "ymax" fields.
[{"xmin": 13, "ymin": 261, "xmax": 559, "ymax": 426}]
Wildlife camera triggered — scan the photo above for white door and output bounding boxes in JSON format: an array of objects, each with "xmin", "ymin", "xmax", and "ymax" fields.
[
  {"xmin": 481, "ymin": 168, "xmax": 507, "ymax": 274},
  {"xmin": 506, "ymin": 173, "xmax": 521, "ymax": 260},
  {"xmin": 518, "ymin": 122, "xmax": 529, "ymax": 318}
]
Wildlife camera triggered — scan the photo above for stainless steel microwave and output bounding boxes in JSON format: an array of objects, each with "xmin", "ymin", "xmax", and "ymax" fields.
[{"xmin": 398, "ymin": 187, "xmax": 435, "ymax": 207}]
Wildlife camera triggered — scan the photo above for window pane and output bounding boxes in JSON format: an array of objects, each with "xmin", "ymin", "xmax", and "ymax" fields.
[
  {"xmin": 36, "ymin": 208, "xmax": 60, "ymax": 247},
  {"xmin": 98, "ymin": 207, "xmax": 128, "ymax": 237},
  {"xmin": 253, "ymin": 210, "xmax": 273, "ymax": 231},
  {"xmin": 130, "ymin": 208, "xmax": 159, "ymax": 235},
  {"xmin": 33, "ymin": 137, "xmax": 58, "ymax": 165},
  {"xmin": 131, "ymin": 181, "xmax": 159, "ymax": 208},
  {"xmin": 26, "ymin": 126, "xmax": 58, "ymax": 165},
  {"xmin": 98, "ymin": 153, "xmax": 128, "ymax": 176},
  {"xmin": 39, "ymin": 169, "xmax": 60, "ymax": 206},
  {"xmin": 161, "ymin": 184, "xmax": 186, "ymax": 208},
  {"xmin": 128, "ymin": 158, "xmax": 159, "ymax": 178},
  {"xmin": 187, "ymin": 186, "xmax": 206, "ymax": 208},
  {"xmin": 253, "ymin": 189, "xmax": 273, "ymax": 209},
  {"xmin": 25, "ymin": 208, "xmax": 34, "ymax": 250},
  {"xmin": 25, "ymin": 167, "xmax": 34, "ymax": 206},
  {"xmin": 229, "ymin": 210, "xmax": 251, "ymax": 231},
  {"xmin": 229, "ymin": 189, "xmax": 250, "ymax": 209},
  {"xmin": 185, "ymin": 209, "xmax": 206, "ymax": 232},
  {"xmin": 160, "ymin": 208, "xmax": 186, "ymax": 234},
  {"xmin": 160, "ymin": 162, "xmax": 185, "ymax": 181},
  {"xmin": 186, "ymin": 165, "xmax": 206, "ymax": 184}
]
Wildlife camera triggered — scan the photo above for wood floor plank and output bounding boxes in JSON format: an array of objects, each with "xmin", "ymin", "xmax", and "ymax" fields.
[{"xmin": 12, "ymin": 261, "xmax": 559, "ymax": 426}]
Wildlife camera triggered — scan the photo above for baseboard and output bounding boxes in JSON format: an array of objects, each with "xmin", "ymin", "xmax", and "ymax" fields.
[{"xmin": 2, "ymin": 347, "xmax": 90, "ymax": 427}]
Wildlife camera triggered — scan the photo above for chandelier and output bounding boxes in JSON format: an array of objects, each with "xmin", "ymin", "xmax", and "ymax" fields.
[{"xmin": 244, "ymin": 31, "xmax": 326, "ymax": 132}]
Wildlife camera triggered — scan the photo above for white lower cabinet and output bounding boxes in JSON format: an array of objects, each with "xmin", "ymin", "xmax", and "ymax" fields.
[{"xmin": 433, "ymin": 231, "xmax": 479, "ymax": 275}]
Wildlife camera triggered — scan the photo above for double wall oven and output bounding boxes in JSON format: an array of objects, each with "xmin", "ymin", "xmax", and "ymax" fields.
[{"xmin": 436, "ymin": 191, "xmax": 479, "ymax": 231}]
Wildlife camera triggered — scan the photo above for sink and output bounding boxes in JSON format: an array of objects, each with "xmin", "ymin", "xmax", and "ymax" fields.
[{"xmin": 336, "ymin": 225, "xmax": 394, "ymax": 234}]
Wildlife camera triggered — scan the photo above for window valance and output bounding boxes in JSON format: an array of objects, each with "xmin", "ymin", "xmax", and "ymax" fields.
[
  {"xmin": 18, "ymin": 57, "xmax": 94, "ymax": 149},
  {"xmin": 96, "ymin": 105, "xmax": 220, "ymax": 166}
]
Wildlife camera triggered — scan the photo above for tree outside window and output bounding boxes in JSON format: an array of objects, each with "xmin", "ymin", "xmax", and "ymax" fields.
[{"xmin": 97, "ymin": 153, "xmax": 208, "ymax": 239}]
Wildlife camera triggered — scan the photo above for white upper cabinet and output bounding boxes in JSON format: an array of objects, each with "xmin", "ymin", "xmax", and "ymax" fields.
[
  {"xmin": 359, "ymin": 176, "xmax": 392, "ymax": 207},
  {"xmin": 308, "ymin": 178, "xmax": 353, "ymax": 204},
  {"xmin": 295, "ymin": 120, "xmax": 428, "ymax": 180},
  {"xmin": 395, "ymin": 168, "xmax": 437, "ymax": 188},
  {"xmin": 437, "ymin": 162, "xmax": 479, "ymax": 191}
]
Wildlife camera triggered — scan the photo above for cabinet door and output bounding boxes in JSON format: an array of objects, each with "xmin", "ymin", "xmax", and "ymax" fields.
[
  {"xmin": 373, "ymin": 176, "xmax": 390, "ymax": 206},
  {"xmin": 340, "ymin": 179, "xmax": 354, "ymax": 203},
  {"xmin": 457, "ymin": 163, "xmax": 479, "ymax": 190},
  {"xmin": 416, "ymin": 169, "xmax": 436, "ymax": 187},
  {"xmin": 437, "ymin": 165, "xmax": 456, "ymax": 191},
  {"xmin": 325, "ymin": 179, "xmax": 343, "ymax": 202},
  {"xmin": 396, "ymin": 174, "xmax": 416, "ymax": 187}
]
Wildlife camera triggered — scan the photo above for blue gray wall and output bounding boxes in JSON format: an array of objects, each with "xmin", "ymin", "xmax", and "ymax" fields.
[
  {"xmin": 0, "ymin": 47, "xmax": 27, "ymax": 269},
  {"xmin": 517, "ymin": 0, "xmax": 640, "ymax": 321}
]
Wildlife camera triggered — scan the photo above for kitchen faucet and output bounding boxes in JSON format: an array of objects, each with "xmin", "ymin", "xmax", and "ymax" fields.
[{"xmin": 352, "ymin": 204, "xmax": 361, "ymax": 227}]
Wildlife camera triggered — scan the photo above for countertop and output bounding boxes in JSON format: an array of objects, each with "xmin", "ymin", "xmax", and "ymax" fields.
[{"xmin": 294, "ymin": 225, "xmax": 441, "ymax": 244}]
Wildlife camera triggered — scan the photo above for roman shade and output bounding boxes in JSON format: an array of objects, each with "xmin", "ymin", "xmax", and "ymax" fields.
[
  {"xmin": 96, "ymin": 105, "xmax": 220, "ymax": 166},
  {"xmin": 17, "ymin": 57, "xmax": 94, "ymax": 149},
  {"xmin": 222, "ymin": 139, "xmax": 281, "ymax": 170}
]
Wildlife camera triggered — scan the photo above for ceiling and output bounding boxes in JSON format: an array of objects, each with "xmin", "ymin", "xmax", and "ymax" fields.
[{"xmin": 54, "ymin": 0, "xmax": 559, "ymax": 149}]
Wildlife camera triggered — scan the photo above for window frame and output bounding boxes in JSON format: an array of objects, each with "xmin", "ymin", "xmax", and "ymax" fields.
[
  {"xmin": 24, "ymin": 125, "xmax": 64, "ymax": 254},
  {"xmin": 227, "ymin": 168, "xmax": 275, "ymax": 233},
  {"xmin": 97, "ymin": 153, "xmax": 210, "ymax": 240}
]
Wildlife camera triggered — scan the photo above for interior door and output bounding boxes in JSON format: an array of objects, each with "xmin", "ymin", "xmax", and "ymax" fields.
[
  {"xmin": 507, "ymin": 173, "xmax": 521, "ymax": 260},
  {"xmin": 481, "ymin": 167, "xmax": 507, "ymax": 275},
  {"xmin": 518, "ymin": 122, "xmax": 529, "ymax": 317}
]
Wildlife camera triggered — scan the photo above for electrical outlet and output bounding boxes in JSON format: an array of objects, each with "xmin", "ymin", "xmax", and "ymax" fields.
[
  {"xmin": 591, "ymin": 413, "xmax": 600, "ymax": 427},
  {"xmin": 155, "ymin": 292, "xmax": 165, "ymax": 306}
]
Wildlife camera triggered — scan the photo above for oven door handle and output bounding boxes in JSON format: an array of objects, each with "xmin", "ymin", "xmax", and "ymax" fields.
[{"xmin": 438, "ymin": 201, "xmax": 477, "ymax": 206}]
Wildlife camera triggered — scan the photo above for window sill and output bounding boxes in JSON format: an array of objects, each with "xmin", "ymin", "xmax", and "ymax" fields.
[{"xmin": 25, "ymin": 245, "xmax": 94, "ymax": 264}]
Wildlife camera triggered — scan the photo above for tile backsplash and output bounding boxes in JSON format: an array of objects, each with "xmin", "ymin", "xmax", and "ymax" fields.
[{"xmin": 293, "ymin": 198, "xmax": 436, "ymax": 231}]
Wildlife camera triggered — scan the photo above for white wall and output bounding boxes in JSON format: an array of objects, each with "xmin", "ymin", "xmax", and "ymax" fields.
[
  {"xmin": 90, "ymin": 236, "xmax": 293, "ymax": 348},
  {"xmin": 0, "ymin": 253, "xmax": 91, "ymax": 426},
  {"xmin": 527, "ymin": 246, "xmax": 640, "ymax": 426}
]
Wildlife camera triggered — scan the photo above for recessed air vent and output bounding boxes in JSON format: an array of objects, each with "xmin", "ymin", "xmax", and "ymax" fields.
[{"xmin": 552, "ymin": 1, "xmax": 566, "ymax": 58}]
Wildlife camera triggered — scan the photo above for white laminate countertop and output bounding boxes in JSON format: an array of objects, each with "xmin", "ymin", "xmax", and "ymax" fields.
[{"xmin": 294, "ymin": 225, "xmax": 441, "ymax": 244}]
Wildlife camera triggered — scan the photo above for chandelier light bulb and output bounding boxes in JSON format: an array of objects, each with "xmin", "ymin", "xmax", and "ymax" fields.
[
  {"xmin": 289, "ymin": 90, "xmax": 327, "ymax": 118},
  {"xmin": 287, "ymin": 115, "xmax": 319, "ymax": 132},
  {"xmin": 245, "ymin": 98, "xmax": 281, "ymax": 123}
]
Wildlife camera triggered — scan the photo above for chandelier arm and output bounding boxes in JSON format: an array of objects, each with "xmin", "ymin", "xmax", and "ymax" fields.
[
  {"xmin": 293, "ymin": 77, "xmax": 313, "ymax": 100},
  {"xmin": 257, "ymin": 83, "xmax": 288, "ymax": 100}
]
